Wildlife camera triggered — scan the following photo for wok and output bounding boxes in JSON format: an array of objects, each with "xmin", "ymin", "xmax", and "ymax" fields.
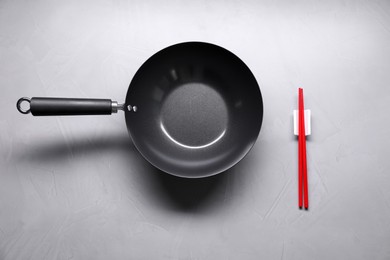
[{"xmin": 17, "ymin": 42, "xmax": 263, "ymax": 178}]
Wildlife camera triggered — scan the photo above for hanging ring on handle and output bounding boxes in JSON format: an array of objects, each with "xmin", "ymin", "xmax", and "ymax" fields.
[{"xmin": 16, "ymin": 97, "xmax": 31, "ymax": 114}]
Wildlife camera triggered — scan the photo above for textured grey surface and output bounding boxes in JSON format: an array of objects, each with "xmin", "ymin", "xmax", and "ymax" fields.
[{"xmin": 1, "ymin": 0, "xmax": 390, "ymax": 259}]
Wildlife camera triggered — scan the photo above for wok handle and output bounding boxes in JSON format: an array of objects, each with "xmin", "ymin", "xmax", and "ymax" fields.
[{"xmin": 16, "ymin": 97, "xmax": 124, "ymax": 116}]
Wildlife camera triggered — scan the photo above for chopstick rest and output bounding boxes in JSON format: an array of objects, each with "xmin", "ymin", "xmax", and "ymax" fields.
[{"xmin": 293, "ymin": 109, "xmax": 311, "ymax": 136}]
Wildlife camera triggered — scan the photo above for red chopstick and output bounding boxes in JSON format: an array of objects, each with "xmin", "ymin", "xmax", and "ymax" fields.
[
  {"xmin": 298, "ymin": 89, "xmax": 303, "ymax": 209},
  {"xmin": 301, "ymin": 89, "xmax": 309, "ymax": 209},
  {"xmin": 298, "ymin": 88, "xmax": 309, "ymax": 210}
]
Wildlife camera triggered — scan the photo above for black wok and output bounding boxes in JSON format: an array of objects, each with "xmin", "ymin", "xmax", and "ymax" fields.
[{"xmin": 17, "ymin": 42, "xmax": 263, "ymax": 178}]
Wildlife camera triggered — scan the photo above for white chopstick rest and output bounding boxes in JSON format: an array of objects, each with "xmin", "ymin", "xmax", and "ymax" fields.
[{"xmin": 293, "ymin": 109, "xmax": 311, "ymax": 136}]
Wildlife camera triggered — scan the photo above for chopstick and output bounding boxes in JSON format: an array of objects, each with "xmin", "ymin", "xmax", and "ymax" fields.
[
  {"xmin": 301, "ymin": 89, "xmax": 309, "ymax": 210},
  {"xmin": 298, "ymin": 88, "xmax": 309, "ymax": 210},
  {"xmin": 298, "ymin": 88, "xmax": 303, "ymax": 209}
]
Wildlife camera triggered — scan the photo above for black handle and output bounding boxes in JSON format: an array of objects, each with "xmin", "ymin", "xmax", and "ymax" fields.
[{"xmin": 17, "ymin": 97, "xmax": 118, "ymax": 116}]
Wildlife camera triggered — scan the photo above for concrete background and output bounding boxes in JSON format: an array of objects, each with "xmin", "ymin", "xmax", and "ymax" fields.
[{"xmin": 1, "ymin": 0, "xmax": 390, "ymax": 259}]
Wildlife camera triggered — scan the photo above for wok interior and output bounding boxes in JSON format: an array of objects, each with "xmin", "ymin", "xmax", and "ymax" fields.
[{"xmin": 125, "ymin": 42, "xmax": 263, "ymax": 178}]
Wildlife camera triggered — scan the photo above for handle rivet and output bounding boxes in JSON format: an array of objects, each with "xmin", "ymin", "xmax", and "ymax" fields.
[{"xmin": 127, "ymin": 105, "xmax": 137, "ymax": 112}]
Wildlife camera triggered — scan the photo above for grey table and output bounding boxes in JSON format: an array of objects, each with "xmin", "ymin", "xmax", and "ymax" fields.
[{"xmin": 1, "ymin": 0, "xmax": 390, "ymax": 259}]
